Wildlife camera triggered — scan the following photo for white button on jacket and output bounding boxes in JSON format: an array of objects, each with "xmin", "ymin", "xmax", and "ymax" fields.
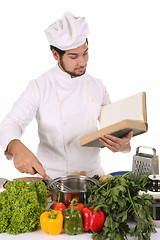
[{"xmin": 0, "ymin": 65, "xmax": 111, "ymax": 179}]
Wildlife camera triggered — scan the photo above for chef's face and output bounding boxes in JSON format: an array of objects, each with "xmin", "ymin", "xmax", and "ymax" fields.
[{"xmin": 58, "ymin": 42, "xmax": 89, "ymax": 78}]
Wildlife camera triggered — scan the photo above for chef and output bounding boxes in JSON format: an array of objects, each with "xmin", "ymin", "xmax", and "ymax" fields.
[{"xmin": 0, "ymin": 12, "xmax": 133, "ymax": 180}]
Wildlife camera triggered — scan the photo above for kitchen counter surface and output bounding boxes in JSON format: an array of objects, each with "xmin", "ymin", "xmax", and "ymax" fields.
[{"xmin": 0, "ymin": 226, "xmax": 160, "ymax": 240}]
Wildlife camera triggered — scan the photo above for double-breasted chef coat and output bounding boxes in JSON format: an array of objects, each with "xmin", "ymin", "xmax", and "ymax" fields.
[{"xmin": 0, "ymin": 64, "xmax": 111, "ymax": 178}]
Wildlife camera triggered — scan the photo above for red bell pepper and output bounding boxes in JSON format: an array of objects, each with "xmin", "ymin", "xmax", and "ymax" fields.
[
  {"xmin": 68, "ymin": 202, "xmax": 86, "ymax": 212},
  {"xmin": 82, "ymin": 205, "xmax": 106, "ymax": 232}
]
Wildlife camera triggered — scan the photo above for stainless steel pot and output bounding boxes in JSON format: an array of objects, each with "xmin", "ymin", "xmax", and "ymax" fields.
[{"xmin": 50, "ymin": 175, "xmax": 98, "ymax": 206}]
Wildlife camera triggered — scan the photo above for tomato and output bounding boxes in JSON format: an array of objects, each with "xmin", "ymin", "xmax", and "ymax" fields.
[
  {"xmin": 68, "ymin": 202, "xmax": 86, "ymax": 212},
  {"xmin": 63, "ymin": 193, "xmax": 80, "ymax": 206},
  {"xmin": 52, "ymin": 202, "xmax": 66, "ymax": 212},
  {"xmin": 75, "ymin": 193, "xmax": 80, "ymax": 203},
  {"xmin": 63, "ymin": 193, "xmax": 72, "ymax": 206}
]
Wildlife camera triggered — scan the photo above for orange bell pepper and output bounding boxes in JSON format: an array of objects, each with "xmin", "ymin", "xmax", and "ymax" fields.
[{"xmin": 40, "ymin": 209, "xmax": 63, "ymax": 235}]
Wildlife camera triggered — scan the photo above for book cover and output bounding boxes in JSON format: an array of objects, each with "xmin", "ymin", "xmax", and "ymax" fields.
[{"xmin": 80, "ymin": 92, "xmax": 147, "ymax": 148}]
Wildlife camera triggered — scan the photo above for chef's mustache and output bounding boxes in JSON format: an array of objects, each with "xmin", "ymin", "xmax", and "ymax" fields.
[{"xmin": 75, "ymin": 65, "xmax": 87, "ymax": 70}]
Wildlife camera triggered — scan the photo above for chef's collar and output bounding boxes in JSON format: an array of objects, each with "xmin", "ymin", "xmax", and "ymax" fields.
[{"xmin": 55, "ymin": 63, "xmax": 85, "ymax": 81}]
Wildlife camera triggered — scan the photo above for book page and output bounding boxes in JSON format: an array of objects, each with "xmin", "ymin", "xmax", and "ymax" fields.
[{"xmin": 99, "ymin": 92, "xmax": 146, "ymax": 129}]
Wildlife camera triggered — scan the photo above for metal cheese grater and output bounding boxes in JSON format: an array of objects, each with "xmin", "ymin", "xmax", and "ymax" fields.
[{"xmin": 132, "ymin": 146, "xmax": 159, "ymax": 178}]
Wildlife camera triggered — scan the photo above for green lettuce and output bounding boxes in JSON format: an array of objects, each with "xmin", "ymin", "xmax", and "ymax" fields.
[{"xmin": 0, "ymin": 179, "xmax": 48, "ymax": 234}]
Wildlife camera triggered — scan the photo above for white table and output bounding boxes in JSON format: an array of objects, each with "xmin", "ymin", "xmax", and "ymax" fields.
[{"xmin": 0, "ymin": 226, "xmax": 160, "ymax": 240}]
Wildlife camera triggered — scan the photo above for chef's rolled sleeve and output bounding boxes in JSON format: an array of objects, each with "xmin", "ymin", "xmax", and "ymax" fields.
[
  {"xmin": 0, "ymin": 121, "xmax": 22, "ymax": 159},
  {"xmin": 0, "ymin": 80, "xmax": 39, "ymax": 159}
]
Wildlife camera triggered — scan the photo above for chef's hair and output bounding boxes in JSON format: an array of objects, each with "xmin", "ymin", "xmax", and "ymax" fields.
[
  {"xmin": 50, "ymin": 39, "xmax": 88, "ymax": 58},
  {"xmin": 50, "ymin": 46, "xmax": 65, "ymax": 58}
]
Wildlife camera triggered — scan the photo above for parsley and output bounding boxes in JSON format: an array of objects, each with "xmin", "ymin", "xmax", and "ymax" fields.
[{"xmin": 88, "ymin": 172, "xmax": 156, "ymax": 240}]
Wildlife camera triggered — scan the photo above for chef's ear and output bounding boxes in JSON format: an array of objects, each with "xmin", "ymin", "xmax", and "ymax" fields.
[{"xmin": 52, "ymin": 49, "xmax": 60, "ymax": 61}]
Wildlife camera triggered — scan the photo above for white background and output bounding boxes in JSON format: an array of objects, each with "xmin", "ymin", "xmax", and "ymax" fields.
[{"xmin": 0, "ymin": 0, "xmax": 160, "ymax": 180}]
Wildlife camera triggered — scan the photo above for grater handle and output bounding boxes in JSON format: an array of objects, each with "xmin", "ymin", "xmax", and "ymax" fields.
[{"xmin": 136, "ymin": 146, "xmax": 156, "ymax": 157}]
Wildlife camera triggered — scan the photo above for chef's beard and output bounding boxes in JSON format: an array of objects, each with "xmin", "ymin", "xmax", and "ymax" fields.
[{"xmin": 59, "ymin": 59, "xmax": 86, "ymax": 78}]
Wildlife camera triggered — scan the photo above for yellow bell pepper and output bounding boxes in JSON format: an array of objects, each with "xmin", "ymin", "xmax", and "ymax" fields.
[{"xmin": 40, "ymin": 209, "xmax": 63, "ymax": 235}]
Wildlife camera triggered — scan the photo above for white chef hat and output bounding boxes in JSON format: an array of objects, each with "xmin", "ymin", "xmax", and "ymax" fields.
[{"xmin": 44, "ymin": 12, "xmax": 89, "ymax": 50}]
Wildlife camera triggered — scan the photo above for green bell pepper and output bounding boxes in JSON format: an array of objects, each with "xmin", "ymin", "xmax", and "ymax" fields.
[{"xmin": 63, "ymin": 198, "xmax": 83, "ymax": 235}]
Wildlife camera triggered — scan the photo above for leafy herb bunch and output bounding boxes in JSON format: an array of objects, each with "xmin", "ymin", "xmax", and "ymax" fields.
[{"xmin": 88, "ymin": 172, "xmax": 156, "ymax": 240}]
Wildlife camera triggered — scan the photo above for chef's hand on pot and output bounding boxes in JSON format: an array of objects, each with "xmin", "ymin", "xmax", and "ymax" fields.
[
  {"xmin": 98, "ymin": 131, "xmax": 133, "ymax": 152},
  {"xmin": 7, "ymin": 139, "xmax": 48, "ymax": 180}
]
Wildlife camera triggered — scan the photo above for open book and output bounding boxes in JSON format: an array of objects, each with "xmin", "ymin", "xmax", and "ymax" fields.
[{"xmin": 80, "ymin": 92, "xmax": 148, "ymax": 148}]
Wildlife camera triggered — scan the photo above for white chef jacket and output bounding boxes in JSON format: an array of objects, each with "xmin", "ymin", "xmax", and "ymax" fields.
[{"xmin": 0, "ymin": 64, "xmax": 111, "ymax": 178}]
